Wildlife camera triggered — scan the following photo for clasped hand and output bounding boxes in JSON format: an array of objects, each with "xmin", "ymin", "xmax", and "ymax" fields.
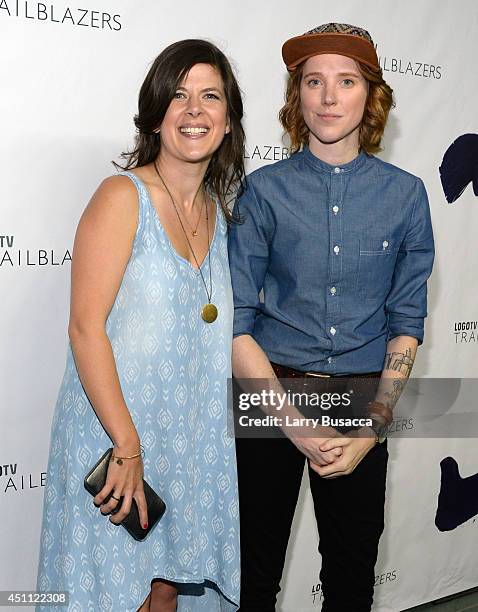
[{"xmin": 296, "ymin": 427, "xmax": 377, "ymax": 479}]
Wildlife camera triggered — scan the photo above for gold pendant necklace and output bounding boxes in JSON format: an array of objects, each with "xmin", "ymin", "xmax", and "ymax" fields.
[
  {"xmin": 191, "ymin": 195, "xmax": 206, "ymax": 237},
  {"xmin": 201, "ymin": 303, "xmax": 218, "ymax": 323},
  {"xmin": 154, "ymin": 161, "xmax": 217, "ymax": 324}
]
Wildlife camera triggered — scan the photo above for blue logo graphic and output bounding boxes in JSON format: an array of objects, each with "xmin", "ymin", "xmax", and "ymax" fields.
[
  {"xmin": 435, "ymin": 457, "xmax": 478, "ymax": 531},
  {"xmin": 439, "ymin": 134, "xmax": 478, "ymax": 203}
]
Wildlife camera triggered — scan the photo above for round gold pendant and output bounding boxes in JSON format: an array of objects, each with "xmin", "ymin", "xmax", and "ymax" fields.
[{"xmin": 202, "ymin": 303, "xmax": 218, "ymax": 323}]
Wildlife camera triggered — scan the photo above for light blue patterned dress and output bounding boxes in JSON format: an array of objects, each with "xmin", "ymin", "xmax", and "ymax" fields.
[{"xmin": 36, "ymin": 172, "xmax": 240, "ymax": 611}]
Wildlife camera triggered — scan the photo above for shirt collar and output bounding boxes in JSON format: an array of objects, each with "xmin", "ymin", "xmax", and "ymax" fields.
[{"xmin": 302, "ymin": 145, "xmax": 368, "ymax": 174}]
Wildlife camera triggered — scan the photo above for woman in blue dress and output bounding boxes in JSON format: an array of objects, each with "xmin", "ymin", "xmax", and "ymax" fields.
[{"xmin": 36, "ymin": 39, "xmax": 245, "ymax": 612}]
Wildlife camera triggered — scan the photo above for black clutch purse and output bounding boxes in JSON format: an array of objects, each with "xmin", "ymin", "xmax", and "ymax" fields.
[{"xmin": 84, "ymin": 448, "xmax": 166, "ymax": 541}]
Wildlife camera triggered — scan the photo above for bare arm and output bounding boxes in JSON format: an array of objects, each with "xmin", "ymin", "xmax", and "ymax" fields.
[
  {"xmin": 69, "ymin": 176, "xmax": 139, "ymax": 449},
  {"xmin": 68, "ymin": 175, "xmax": 148, "ymax": 526},
  {"xmin": 232, "ymin": 334, "xmax": 276, "ymax": 379},
  {"xmin": 371, "ymin": 334, "xmax": 418, "ymax": 423},
  {"xmin": 316, "ymin": 335, "xmax": 418, "ymax": 478},
  {"xmin": 232, "ymin": 334, "xmax": 342, "ymax": 465}
]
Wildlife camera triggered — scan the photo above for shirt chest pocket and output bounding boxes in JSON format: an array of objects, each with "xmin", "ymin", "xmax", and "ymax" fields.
[{"xmin": 356, "ymin": 238, "xmax": 399, "ymax": 301}]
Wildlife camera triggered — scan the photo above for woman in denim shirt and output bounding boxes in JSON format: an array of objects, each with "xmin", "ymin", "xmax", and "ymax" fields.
[{"xmin": 228, "ymin": 23, "xmax": 434, "ymax": 612}]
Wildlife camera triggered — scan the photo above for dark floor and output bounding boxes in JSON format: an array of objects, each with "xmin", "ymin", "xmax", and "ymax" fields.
[{"xmin": 403, "ymin": 588, "xmax": 478, "ymax": 611}]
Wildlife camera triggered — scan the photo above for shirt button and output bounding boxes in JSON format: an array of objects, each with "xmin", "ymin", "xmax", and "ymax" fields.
[
  {"xmin": 327, "ymin": 357, "xmax": 333, "ymax": 364},
  {"xmin": 383, "ymin": 240, "xmax": 389, "ymax": 249},
  {"xmin": 333, "ymin": 245, "xmax": 340, "ymax": 254},
  {"xmin": 330, "ymin": 286, "xmax": 336, "ymax": 295},
  {"xmin": 330, "ymin": 326, "xmax": 336, "ymax": 335},
  {"xmin": 332, "ymin": 205, "xmax": 339, "ymax": 214},
  {"xmin": 334, "ymin": 167, "xmax": 341, "ymax": 174}
]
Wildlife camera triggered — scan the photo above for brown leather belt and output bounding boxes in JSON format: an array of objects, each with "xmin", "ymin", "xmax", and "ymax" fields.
[
  {"xmin": 271, "ymin": 362, "xmax": 382, "ymax": 379},
  {"xmin": 270, "ymin": 363, "xmax": 389, "ymax": 427}
]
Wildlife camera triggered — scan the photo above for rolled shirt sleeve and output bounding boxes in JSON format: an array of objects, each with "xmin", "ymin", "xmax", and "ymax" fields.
[
  {"xmin": 228, "ymin": 179, "xmax": 271, "ymax": 338},
  {"xmin": 385, "ymin": 178, "xmax": 435, "ymax": 344}
]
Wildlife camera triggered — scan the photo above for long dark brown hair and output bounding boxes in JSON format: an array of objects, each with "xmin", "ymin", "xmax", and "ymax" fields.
[{"xmin": 115, "ymin": 39, "xmax": 245, "ymax": 222}]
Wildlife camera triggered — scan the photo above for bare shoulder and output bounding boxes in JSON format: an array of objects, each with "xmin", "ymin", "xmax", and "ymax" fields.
[
  {"xmin": 87, "ymin": 174, "xmax": 138, "ymax": 216},
  {"xmin": 77, "ymin": 175, "xmax": 139, "ymax": 235},
  {"xmin": 73, "ymin": 175, "xmax": 141, "ymax": 254},
  {"xmin": 70, "ymin": 175, "xmax": 142, "ymax": 319}
]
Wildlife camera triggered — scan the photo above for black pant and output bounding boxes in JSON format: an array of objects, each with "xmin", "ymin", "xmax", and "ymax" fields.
[{"xmin": 236, "ymin": 437, "xmax": 388, "ymax": 612}]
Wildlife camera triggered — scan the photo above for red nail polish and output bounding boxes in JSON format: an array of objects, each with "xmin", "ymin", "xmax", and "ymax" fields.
[{"xmin": 143, "ymin": 523, "xmax": 148, "ymax": 529}]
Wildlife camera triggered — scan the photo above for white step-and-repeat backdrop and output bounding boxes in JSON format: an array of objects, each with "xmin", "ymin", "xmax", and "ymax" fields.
[{"xmin": 1, "ymin": 1, "xmax": 477, "ymax": 610}]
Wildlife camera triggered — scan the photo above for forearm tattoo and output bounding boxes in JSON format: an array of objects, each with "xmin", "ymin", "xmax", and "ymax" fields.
[
  {"xmin": 381, "ymin": 347, "xmax": 415, "ymax": 411},
  {"xmin": 384, "ymin": 347, "xmax": 415, "ymax": 378},
  {"xmin": 384, "ymin": 378, "xmax": 406, "ymax": 411}
]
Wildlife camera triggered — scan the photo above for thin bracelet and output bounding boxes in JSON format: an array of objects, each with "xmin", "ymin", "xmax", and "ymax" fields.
[{"xmin": 110, "ymin": 445, "xmax": 144, "ymax": 466}]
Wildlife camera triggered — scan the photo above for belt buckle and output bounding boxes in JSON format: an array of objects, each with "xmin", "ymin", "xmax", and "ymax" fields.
[{"xmin": 304, "ymin": 372, "xmax": 331, "ymax": 378}]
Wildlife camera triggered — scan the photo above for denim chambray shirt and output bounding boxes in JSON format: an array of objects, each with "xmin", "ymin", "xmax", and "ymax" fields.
[{"xmin": 228, "ymin": 146, "xmax": 435, "ymax": 375}]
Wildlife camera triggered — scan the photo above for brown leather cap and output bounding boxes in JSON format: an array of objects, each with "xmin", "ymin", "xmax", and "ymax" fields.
[{"xmin": 282, "ymin": 23, "xmax": 380, "ymax": 72}]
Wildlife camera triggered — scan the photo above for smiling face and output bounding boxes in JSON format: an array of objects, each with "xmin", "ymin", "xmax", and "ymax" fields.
[
  {"xmin": 158, "ymin": 62, "xmax": 230, "ymax": 166},
  {"xmin": 300, "ymin": 54, "xmax": 368, "ymax": 156}
]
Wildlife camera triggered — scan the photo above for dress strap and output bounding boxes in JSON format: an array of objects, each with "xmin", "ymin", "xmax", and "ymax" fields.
[{"xmin": 120, "ymin": 171, "xmax": 149, "ymax": 235}]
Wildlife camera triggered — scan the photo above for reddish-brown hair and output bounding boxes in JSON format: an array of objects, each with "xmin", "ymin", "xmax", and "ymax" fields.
[{"xmin": 279, "ymin": 60, "xmax": 394, "ymax": 154}]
